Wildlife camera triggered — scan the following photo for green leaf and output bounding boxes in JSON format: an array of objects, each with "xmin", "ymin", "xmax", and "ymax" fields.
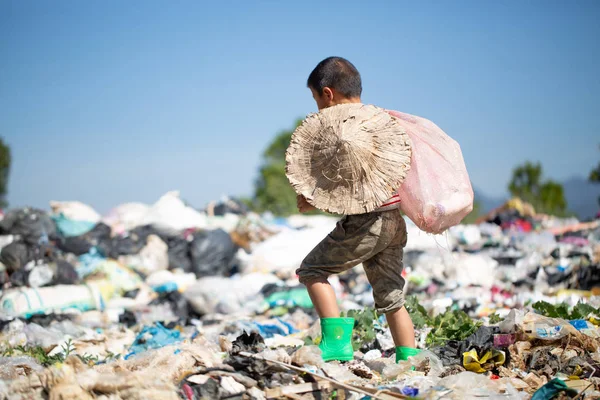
[
  {"xmin": 532, "ymin": 301, "xmax": 560, "ymax": 318},
  {"xmin": 571, "ymin": 303, "xmax": 598, "ymax": 320},
  {"xmin": 489, "ymin": 313, "xmax": 504, "ymax": 324},
  {"xmin": 405, "ymin": 296, "xmax": 431, "ymax": 329},
  {"xmin": 533, "ymin": 301, "xmax": 600, "ymax": 320},
  {"xmin": 425, "ymin": 309, "xmax": 482, "ymax": 347}
]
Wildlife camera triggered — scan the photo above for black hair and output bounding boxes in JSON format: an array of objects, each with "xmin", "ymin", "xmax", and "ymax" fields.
[{"xmin": 307, "ymin": 57, "xmax": 362, "ymax": 98}]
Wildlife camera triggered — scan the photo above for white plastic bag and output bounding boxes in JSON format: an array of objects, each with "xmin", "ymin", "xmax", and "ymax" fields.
[
  {"xmin": 119, "ymin": 234, "xmax": 169, "ymax": 275},
  {"xmin": 141, "ymin": 191, "xmax": 207, "ymax": 235},
  {"xmin": 102, "ymin": 202, "xmax": 150, "ymax": 234},
  {"xmin": 387, "ymin": 110, "xmax": 473, "ymax": 234},
  {"xmin": 49, "ymin": 201, "xmax": 101, "ymax": 223}
]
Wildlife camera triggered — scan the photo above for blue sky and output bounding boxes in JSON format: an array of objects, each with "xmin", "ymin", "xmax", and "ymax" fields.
[{"xmin": 1, "ymin": 0, "xmax": 599, "ymax": 213}]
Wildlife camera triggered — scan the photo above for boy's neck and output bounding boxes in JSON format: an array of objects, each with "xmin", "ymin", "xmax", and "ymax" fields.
[{"xmin": 333, "ymin": 97, "xmax": 361, "ymax": 106}]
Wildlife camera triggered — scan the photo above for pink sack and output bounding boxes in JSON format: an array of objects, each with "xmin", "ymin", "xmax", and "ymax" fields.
[{"xmin": 387, "ymin": 110, "xmax": 474, "ymax": 234}]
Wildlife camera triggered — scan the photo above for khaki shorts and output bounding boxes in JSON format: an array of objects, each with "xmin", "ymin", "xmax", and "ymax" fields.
[{"xmin": 296, "ymin": 209, "xmax": 408, "ymax": 314}]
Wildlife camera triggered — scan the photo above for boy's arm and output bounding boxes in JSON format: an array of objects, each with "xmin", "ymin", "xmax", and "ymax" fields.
[{"xmin": 297, "ymin": 194, "xmax": 316, "ymax": 213}]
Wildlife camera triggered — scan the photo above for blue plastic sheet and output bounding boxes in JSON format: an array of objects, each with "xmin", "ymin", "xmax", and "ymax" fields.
[
  {"xmin": 126, "ymin": 322, "xmax": 182, "ymax": 359},
  {"xmin": 237, "ymin": 318, "xmax": 298, "ymax": 338},
  {"xmin": 77, "ymin": 247, "xmax": 106, "ymax": 277},
  {"xmin": 401, "ymin": 387, "xmax": 419, "ymax": 397},
  {"xmin": 152, "ymin": 282, "xmax": 178, "ymax": 293},
  {"xmin": 531, "ymin": 379, "xmax": 577, "ymax": 400},
  {"xmin": 52, "ymin": 214, "xmax": 96, "ymax": 237},
  {"xmin": 569, "ymin": 319, "xmax": 589, "ymax": 331}
]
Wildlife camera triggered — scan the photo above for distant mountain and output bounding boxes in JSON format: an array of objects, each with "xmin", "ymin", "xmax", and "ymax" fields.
[
  {"xmin": 473, "ymin": 188, "xmax": 505, "ymax": 214},
  {"xmin": 563, "ymin": 176, "xmax": 600, "ymax": 220},
  {"xmin": 473, "ymin": 177, "xmax": 600, "ymax": 220}
]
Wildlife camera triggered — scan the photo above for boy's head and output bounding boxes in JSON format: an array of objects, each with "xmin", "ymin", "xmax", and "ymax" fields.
[{"xmin": 307, "ymin": 57, "xmax": 362, "ymax": 110}]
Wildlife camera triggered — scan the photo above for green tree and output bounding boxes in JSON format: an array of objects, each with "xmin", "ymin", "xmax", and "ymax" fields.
[
  {"xmin": 462, "ymin": 199, "xmax": 481, "ymax": 224},
  {"xmin": 508, "ymin": 161, "xmax": 568, "ymax": 215},
  {"xmin": 589, "ymin": 144, "xmax": 600, "ymax": 182},
  {"xmin": 538, "ymin": 180, "xmax": 567, "ymax": 214},
  {"xmin": 254, "ymin": 119, "xmax": 302, "ymax": 215},
  {"xmin": 508, "ymin": 161, "xmax": 542, "ymax": 202},
  {"xmin": 0, "ymin": 138, "xmax": 10, "ymax": 209},
  {"xmin": 590, "ymin": 144, "xmax": 600, "ymax": 210}
]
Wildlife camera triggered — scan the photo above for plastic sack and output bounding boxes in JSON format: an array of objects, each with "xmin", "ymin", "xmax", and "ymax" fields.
[
  {"xmin": 119, "ymin": 234, "xmax": 169, "ymax": 275},
  {"xmin": 141, "ymin": 191, "xmax": 207, "ymax": 236},
  {"xmin": 127, "ymin": 322, "xmax": 182, "ymax": 358},
  {"xmin": 0, "ymin": 283, "xmax": 108, "ymax": 317},
  {"xmin": 190, "ymin": 229, "xmax": 237, "ymax": 277},
  {"xmin": 520, "ymin": 312, "xmax": 578, "ymax": 340},
  {"xmin": 463, "ymin": 349, "xmax": 506, "ymax": 373},
  {"xmin": 52, "ymin": 214, "xmax": 96, "ymax": 237},
  {"xmin": 387, "ymin": 110, "xmax": 473, "ymax": 234},
  {"xmin": 0, "ymin": 208, "xmax": 56, "ymax": 244},
  {"xmin": 23, "ymin": 323, "xmax": 68, "ymax": 349},
  {"xmin": 102, "ymin": 202, "xmax": 150, "ymax": 234},
  {"xmin": 183, "ymin": 273, "xmax": 281, "ymax": 315},
  {"xmin": 49, "ymin": 201, "xmax": 101, "ymax": 223},
  {"xmin": 0, "ymin": 356, "xmax": 43, "ymax": 380}
]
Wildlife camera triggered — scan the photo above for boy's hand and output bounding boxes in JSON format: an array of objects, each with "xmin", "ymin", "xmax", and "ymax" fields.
[{"xmin": 297, "ymin": 195, "xmax": 316, "ymax": 213}]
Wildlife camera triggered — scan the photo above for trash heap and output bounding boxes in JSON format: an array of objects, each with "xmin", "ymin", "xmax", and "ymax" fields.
[{"xmin": 0, "ymin": 192, "xmax": 600, "ymax": 399}]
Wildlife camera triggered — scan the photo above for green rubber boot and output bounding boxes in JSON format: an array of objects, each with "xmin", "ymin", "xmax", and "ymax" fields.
[
  {"xmin": 319, "ymin": 318, "xmax": 355, "ymax": 362},
  {"xmin": 396, "ymin": 346, "xmax": 421, "ymax": 363}
]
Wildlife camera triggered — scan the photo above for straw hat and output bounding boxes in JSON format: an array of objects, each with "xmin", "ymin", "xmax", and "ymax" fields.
[{"xmin": 286, "ymin": 103, "xmax": 412, "ymax": 215}]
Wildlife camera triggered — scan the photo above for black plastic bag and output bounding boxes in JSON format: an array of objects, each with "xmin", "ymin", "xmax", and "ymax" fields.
[
  {"xmin": 431, "ymin": 326, "xmax": 500, "ymax": 366},
  {"xmin": 1, "ymin": 241, "xmax": 55, "ymax": 275},
  {"xmin": 149, "ymin": 291, "xmax": 195, "ymax": 321},
  {"xmin": 212, "ymin": 198, "xmax": 249, "ymax": 216},
  {"xmin": 119, "ymin": 310, "xmax": 137, "ymax": 328},
  {"xmin": 190, "ymin": 229, "xmax": 237, "ymax": 277},
  {"xmin": 52, "ymin": 261, "xmax": 79, "ymax": 285},
  {"xmin": 576, "ymin": 264, "xmax": 600, "ymax": 290},
  {"xmin": 55, "ymin": 223, "xmax": 111, "ymax": 256},
  {"xmin": 100, "ymin": 225, "xmax": 158, "ymax": 258},
  {"xmin": 0, "ymin": 242, "xmax": 30, "ymax": 273},
  {"xmin": 164, "ymin": 236, "xmax": 193, "ymax": 272},
  {"xmin": 0, "ymin": 208, "xmax": 56, "ymax": 245}
]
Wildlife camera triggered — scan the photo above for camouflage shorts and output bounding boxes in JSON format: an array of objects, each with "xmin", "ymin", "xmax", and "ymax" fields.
[{"xmin": 296, "ymin": 209, "xmax": 408, "ymax": 314}]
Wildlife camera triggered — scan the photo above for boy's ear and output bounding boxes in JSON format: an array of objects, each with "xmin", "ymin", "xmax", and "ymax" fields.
[{"xmin": 322, "ymin": 87, "xmax": 334, "ymax": 101}]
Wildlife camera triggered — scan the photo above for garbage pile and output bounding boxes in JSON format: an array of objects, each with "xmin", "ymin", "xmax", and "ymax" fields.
[{"xmin": 1, "ymin": 192, "xmax": 600, "ymax": 399}]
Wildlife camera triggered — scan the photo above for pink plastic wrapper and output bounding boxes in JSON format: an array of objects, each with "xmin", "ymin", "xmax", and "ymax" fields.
[{"xmin": 387, "ymin": 110, "xmax": 474, "ymax": 234}]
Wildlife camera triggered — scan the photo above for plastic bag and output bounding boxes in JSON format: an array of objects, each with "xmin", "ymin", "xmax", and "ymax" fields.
[
  {"xmin": 0, "ymin": 356, "xmax": 44, "ymax": 380},
  {"xmin": 387, "ymin": 110, "xmax": 473, "ymax": 234},
  {"xmin": 102, "ymin": 202, "xmax": 150, "ymax": 234},
  {"xmin": 291, "ymin": 345, "xmax": 322, "ymax": 366},
  {"xmin": 23, "ymin": 323, "xmax": 65, "ymax": 349},
  {"xmin": 463, "ymin": 349, "xmax": 506, "ymax": 373},
  {"xmin": 141, "ymin": 191, "xmax": 207, "ymax": 235},
  {"xmin": 49, "ymin": 201, "xmax": 101, "ymax": 223},
  {"xmin": 52, "ymin": 214, "xmax": 96, "ymax": 237},
  {"xmin": 190, "ymin": 229, "xmax": 237, "ymax": 277},
  {"xmin": 0, "ymin": 207, "xmax": 56, "ymax": 244},
  {"xmin": 409, "ymin": 350, "xmax": 444, "ymax": 377},
  {"xmin": 119, "ymin": 234, "xmax": 169, "ymax": 275},
  {"xmin": 0, "ymin": 283, "xmax": 107, "ymax": 317},
  {"xmin": 520, "ymin": 312, "xmax": 577, "ymax": 340},
  {"xmin": 127, "ymin": 322, "xmax": 182, "ymax": 357},
  {"xmin": 183, "ymin": 273, "xmax": 280, "ymax": 315}
]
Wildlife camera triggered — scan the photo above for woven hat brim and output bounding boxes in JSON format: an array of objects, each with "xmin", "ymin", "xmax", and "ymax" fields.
[{"xmin": 286, "ymin": 103, "xmax": 412, "ymax": 215}]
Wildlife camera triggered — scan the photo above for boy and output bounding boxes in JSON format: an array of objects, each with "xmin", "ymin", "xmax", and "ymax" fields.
[{"xmin": 295, "ymin": 57, "xmax": 419, "ymax": 363}]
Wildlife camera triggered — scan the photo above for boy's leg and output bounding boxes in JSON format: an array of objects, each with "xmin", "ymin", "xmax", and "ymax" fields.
[
  {"xmin": 296, "ymin": 214, "xmax": 386, "ymax": 318},
  {"xmin": 297, "ymin": 213, "xmax": 394, "ymax": 362},
  {"xmin": 362, "ymin": 212, "xmax": 416, "ymax": 348},
  {"xmin": 306, "ymin": 278, "xmax": 339, "ymax": 318},
  {"xmin": 386, "ymin": 307, "xmax": 415, "ymax": 347}
]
